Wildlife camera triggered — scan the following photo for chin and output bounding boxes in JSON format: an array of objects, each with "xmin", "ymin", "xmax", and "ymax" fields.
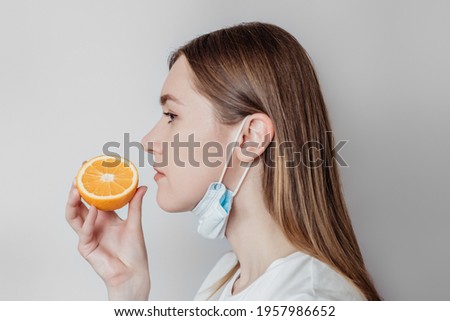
[
  {"xmin": 156, "ymin": 199, "xmax": 180, "ymax": 213},
  {"xmin": 156, "ymin": 194, "xmax": 190, "ymax": 213}
]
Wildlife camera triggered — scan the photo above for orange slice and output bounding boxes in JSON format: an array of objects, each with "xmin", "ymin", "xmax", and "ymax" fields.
[{"xmin": 76, "ymin": 155, "xmax": 139, "ymax": 211}]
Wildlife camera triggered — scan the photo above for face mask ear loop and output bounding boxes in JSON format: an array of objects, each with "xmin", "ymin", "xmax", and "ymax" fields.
[
  {"xmin": 231, "ymin": 161, "xmax": 252, "ymax": 197},
  {"xmin": 218, "ymin": 115, "xmax": 250, "ymax": 184}
]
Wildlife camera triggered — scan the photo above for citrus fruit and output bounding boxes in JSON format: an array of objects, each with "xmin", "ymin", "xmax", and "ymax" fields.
[{"xmin": 76, "ymin": 155, "xmax": 139, "ymax": 211}]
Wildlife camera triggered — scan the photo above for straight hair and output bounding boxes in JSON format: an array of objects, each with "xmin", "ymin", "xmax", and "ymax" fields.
[{"xmin": 169, "ymin": 22, "xmax": 381, "ymax": 300}]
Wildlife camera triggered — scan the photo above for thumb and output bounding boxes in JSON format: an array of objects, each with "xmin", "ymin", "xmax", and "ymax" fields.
[{"xmin": 127, "ymin": 185, "xmax": 148, "ymax": 226}]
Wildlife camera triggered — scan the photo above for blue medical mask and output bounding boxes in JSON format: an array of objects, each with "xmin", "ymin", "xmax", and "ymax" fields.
[{"xmin": 191, "ymin": 115, "xmax": 253, "ymax": 240}]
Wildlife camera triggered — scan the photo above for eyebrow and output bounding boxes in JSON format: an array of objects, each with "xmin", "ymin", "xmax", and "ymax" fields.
[{"xmin": 160, "ymin": 94, "xmax": 184, "ymax": 107}]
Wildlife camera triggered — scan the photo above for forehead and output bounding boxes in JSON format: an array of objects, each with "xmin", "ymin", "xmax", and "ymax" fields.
[
  {"xmin": 160, "ymin": 55, "xmax": 216, "ymax": 118},
  {"xmin": 160, "ymin": 55, "xmax": 196, "ymax": 101}
]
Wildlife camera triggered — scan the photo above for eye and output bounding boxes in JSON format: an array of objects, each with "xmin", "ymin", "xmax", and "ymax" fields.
[{"xmin": 162, "ymin": 112, "xmax": 177, "ymax": 124}]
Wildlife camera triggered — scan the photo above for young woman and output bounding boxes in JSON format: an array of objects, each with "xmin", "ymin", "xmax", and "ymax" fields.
[{"xmin": 66, "ymin": 22, "xmax": 381, "ymax": 300}]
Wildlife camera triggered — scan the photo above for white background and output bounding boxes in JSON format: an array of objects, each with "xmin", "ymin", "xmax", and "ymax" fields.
[{"xmin": 0, "ymin": 0, "xmax": 449, "ymax": 300}]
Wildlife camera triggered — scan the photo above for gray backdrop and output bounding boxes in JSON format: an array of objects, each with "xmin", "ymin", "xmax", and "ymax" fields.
[{"xmin": 0, "ymin": 0, "xmax": 449, "ymax": 300}]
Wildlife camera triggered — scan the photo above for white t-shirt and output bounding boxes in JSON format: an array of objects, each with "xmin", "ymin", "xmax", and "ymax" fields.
[{"xmin": 194, "ymin": 251, "xmax": 366, "ymax": 300}]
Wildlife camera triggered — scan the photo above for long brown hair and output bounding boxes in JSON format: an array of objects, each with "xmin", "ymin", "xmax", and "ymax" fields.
[{"xmin": 168, "ymin": 22, "xmax": 381, "ymax": 300}]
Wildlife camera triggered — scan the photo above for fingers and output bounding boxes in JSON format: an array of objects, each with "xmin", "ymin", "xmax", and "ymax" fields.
[
  {"xmin": 78, "ymin": 206, "xmax": 99, "ymax": 258},
  {"xmin": 66, "ymin": 178, "xmax": 89, "ymax": 232},
  {"xmin": 127, "ymin": 186, "xmax": 148, "ymax": 228}
]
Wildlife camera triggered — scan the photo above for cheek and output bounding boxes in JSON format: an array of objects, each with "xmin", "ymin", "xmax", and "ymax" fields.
[
  {"xmin": 155, "ymin": 140, "xmax": 226, "ymax": 213},
  {"xmin": 155, "ymin": 164, "xmax": 217, "ymax": 213}
]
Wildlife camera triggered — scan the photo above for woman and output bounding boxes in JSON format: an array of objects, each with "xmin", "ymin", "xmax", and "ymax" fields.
[{"xmin": 66, "ymin": 22, "xmax": 381, "ymax": 300}]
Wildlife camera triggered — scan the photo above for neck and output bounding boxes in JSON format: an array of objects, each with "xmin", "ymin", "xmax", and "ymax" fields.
[{"xmin": 224, "ymin": 168, "xmax": 298, "ymax": 291}]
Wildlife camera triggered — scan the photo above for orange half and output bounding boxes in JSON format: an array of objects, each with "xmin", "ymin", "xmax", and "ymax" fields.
[{"xmin": 76, "ymin": 155, "xmax": 139, "ymax": 211}]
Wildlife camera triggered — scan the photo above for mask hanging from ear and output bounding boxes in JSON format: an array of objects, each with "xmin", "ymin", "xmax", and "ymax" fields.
[{"xmin": 191, "ymin": 115, "xmax": 253, "ymax": 240}]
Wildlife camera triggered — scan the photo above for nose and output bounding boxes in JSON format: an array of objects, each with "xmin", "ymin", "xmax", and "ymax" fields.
[{"xmin": 141, "ymin": 121, "xmax": 164, "ymax": 160}]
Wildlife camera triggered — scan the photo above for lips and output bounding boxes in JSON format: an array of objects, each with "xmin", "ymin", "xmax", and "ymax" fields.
[{"xmin": 153, "ymin": 167, "xmax": 165, "ymax": 175}]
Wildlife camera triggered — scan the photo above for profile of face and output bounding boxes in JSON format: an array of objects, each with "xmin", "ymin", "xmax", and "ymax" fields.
[{"xmin": 140, "ymin": 55, "xmax": 239, "ymax": 213}]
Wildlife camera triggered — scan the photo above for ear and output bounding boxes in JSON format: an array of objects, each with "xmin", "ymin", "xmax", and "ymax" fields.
[{"xmin": 237, "ymin": 113, "xmax": 274, "ymax": 163}]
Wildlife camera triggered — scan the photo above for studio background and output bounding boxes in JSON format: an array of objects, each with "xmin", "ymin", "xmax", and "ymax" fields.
[{"xmin": 1, "ymin": 0, "xmax": 449, "ymax": 300}]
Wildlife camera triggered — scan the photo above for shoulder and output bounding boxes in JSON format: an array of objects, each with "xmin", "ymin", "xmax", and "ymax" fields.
[
  {"xmin": 274, "ymin": 253, "xmax": 366, "ymax": 300},
  {"xmin": 221, "ymin": 251, "xmax": 366, "ymax": 301},
  {"xmin": 193, "ymin": 251, "xmax": 237, "ymax": 300},
  {"xmin": 195, "ymin": 251, "xmax": 366, "ymax": 301}
]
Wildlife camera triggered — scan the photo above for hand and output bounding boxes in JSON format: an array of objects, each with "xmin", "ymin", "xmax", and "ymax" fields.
[{"xmin": 65, "ymin": 165, "xmax": 150, "ymax": 300}]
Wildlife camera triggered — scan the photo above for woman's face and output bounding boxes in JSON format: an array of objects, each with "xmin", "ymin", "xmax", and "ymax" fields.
[{"xmin": 141, "ymin": 55, "xmax": 232, "ymax": 213}]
